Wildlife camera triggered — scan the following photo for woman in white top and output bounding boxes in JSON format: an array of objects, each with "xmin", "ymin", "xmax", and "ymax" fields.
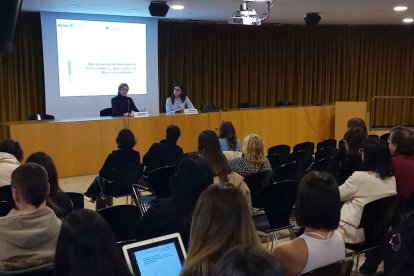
[
  {"xmin": 165, "ymin": 83, "xmax": 194, "ymax": 114},
  {"xmin": 339, "ymin": 138, "xmax": 396, "ymax": 244},
  {"xmin": 273, "ymin": 171, "xmax": 345, "ymax": 276}
]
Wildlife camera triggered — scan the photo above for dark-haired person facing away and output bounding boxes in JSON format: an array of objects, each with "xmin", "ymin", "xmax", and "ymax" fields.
[
  {"xmin": 0, "ymin": 139, "xmax": 24, "ymax": 186},
  {"xmin": 111, "ymin": 83, "xmax": 139, "ymax": 116},
  {"xmin": 218, "ymin": 121, "xmax": 240, "ymax": 151},
  {"xmin": 84, "ymin": 128, "xmax": 140, "ymax": 201},
  {"xmin": 215, "ymin": 246, "xmax": 285, "ymax": 276},
  {"xmin": 337, "ymin": 127, "xmax": 366, "ymax": 184},
  {"xmin": 0, "ymin": 163, "xmax": 62, "ymax": 270},
  {"xmin": 335, "ymin": 117, "xmax": 368, "ymax": 166},
  {"xmin": 273, "ymin": 171, "xmax": 345, "ymax": 276},
  {"xmin": 198, "ymin": 130, "xmax": 251, "ymax": 208},
  {"xmin": 339, "ymin": 138, "xmax": 396, "ymax": 274},
  {"xmin": 388, "ymin": 126, "xmax": 414, "ymax": 196},
  {"xmin": 54, "ymin": 209, "xmax": 131, "ymax": 276},
  {"xmin": 165, "ymin": 83, "xmax": 194, "ymax": 114},
  {"xmin": 130, "ymin": 154, "xmax": 213, "ymax": 249},
  {"xmin": 142, "ymin": 125, "xmax": 184, "ymax": 174},
  {"xmin": 26, "ymin": 151, "xmax": 73, "ymax": 219}
]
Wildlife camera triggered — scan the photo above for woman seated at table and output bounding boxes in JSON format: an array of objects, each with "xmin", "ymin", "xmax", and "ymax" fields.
[
  {"xmin": 198, "ymin": 130, "xmax": 251, "ymax": 207},
  {"xmin": 228, "ymin": 134, "xmax": 272, "ymax": 178},
  {"xmin": 111, "ymin": 83, "xmax": 138, "ymax": 116},
  {"xmin": 273, "ymin": 171, "xmax": 345, "ymax": 276},
  {"xmin": 165, "ymin": 83, "xmax": 194, "ymax": 114},
  {"xmin": 180, "ymin": 183, "xmax": 261, "ymax": 276}
]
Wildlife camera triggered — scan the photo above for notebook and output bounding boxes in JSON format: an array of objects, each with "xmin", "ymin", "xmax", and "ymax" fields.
[{"xmin": 122, "ymin": 233, "xmax": 187, "ymax": 276}]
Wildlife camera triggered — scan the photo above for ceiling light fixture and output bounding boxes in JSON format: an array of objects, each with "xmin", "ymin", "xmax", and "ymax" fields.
[
  {"xmin": 403, "ymin": 18, "xmax": 414, "ymax": 23},
  {"xmin": 394, "ymin": 6, "xmax": 408, "ymax": 11},
  {"xmin": 171, "ymin": 4, "xmax": 184, "ymax": 10},
  {"xmin": 229, "ymin": 0, "xmax": 275, "ymax": 26}
]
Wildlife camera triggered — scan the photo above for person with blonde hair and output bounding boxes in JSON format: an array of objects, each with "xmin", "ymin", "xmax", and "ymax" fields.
[
  {"xmin": 180, "ymin": 183, "xmax": 261, "ymax": 276},
  {"xmin": 198, "ymin": 130, "xmax": 251, "ymax": 207},
  {"xmin": 228, "ymin": 134, "xmax": 272, "ymax": 178}
]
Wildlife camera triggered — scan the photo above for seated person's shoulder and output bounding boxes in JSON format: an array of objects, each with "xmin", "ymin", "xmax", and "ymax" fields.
[{"xmin": 274, "ymin": 238, "xmax": 307, "ymax": 275}]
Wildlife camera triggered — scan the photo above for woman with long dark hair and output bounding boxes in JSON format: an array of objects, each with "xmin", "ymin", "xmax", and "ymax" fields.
[
  {"xmin": 198, "ymin": 130, "xmax": 251, "ymax": 207},
  {"xmin": 165, "ymin": 83, "xmax": 194, "ymax": 114},
  {"xmin": 218, "ymin": 121, "xmax": 240, "ymax": 151},
  {"xmin": 54, "ymin": 209, "xmax": 131, "ymax": 276}
]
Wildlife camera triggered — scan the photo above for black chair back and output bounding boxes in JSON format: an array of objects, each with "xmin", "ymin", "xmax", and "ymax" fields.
[
  {"xmin": 274, "ymin": 161, "xmax": 306, "ymax": 183},
  {"xmin": 315, "ymin": 147, "xmax": 337, "ymax": 161},
  {"xmin": 244, "ymin": 171, "xmax": 274, "ymax": 209},
  {"xmin": 267, "ymin": 154, "xmax": 288, "ymax": 170},
  {"xmin": 293, "ymin": 141, "xmax": 314, "ymax": 153},
  {"xmin": 380, "ymin": 132, "xmax": 390, "ymax": 142},
  {"xmin": 316, "ymin": 139, "xmax": 337, "ymax": 151},
  {"xmin": 66, "ymin": 192, "xmax": 84, "ymax": 209},
  {"xmin": 105, "ymin": 163, "xmax": 144, "ymax": 197},
  {"xmin": 100, "ymin": 108, "xmax": 112, "ymax": 116},
  {"xmin": 302, "ymin": 259, "xmax": 353, "ymax": 276},
  {"xmin": 28, "ymin": 114, "xmax": 55, "ymax": 120},
  {"xmin": 0, "ymin": 185, "xmax": 12, "ymax": 201},
  {"xmin": 308, "ymin": 157, "xmax": 339, "ymax": 175},
  {"xmin": 148, "ymin": 166, "xmax": 177, "ymax": 198},
  {"xmin": 368, "ymin": 134, "xmax": 380, "ymax": 140},
  {"xmin": 260, "ymin": 180, "xmax": 298, "ymax": 229},
  {"xmin": 0, "ymin": 200, "xmax": 13, "ymax": 217},
  {"xmin": 288, "ymin": 150, "xmax": 313, "ymax": 167},
  {"xmin": 267, "ymin": 144, "xmax": 290, "ymax": 156},
  {"xmin": 97, "ymin": 205, "xmax": 142, "ymax": 241},
  {"xmin": 359, "ymin": 194, "xmax": 403, "ymax": 246}
]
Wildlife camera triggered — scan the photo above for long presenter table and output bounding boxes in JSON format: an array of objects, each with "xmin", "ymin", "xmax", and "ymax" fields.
[{"xmin": 4, "ymin": 105, "xmax": 337, "ymax": 177}]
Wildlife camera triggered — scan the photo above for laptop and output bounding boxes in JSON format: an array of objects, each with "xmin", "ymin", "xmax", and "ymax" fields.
[{"xmin": 122, "ymin": 233, "xmax": 187, "ymax": 276}]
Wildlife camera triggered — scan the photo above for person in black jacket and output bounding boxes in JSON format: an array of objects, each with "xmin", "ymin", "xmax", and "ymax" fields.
[
  {"xmin": 129, "ymin": 154, "xmax": 213, "ymax": 249},
  {"xmin": 84, "ymin": 128, "xmax": 140, "ymax": 201},
  {"xmin": 143, "ymin": 125, "xmax": 184, "ymax": 174},
  {"xmin": 111, "ymin": 83, "xmax": 138, "ymax": 116}
]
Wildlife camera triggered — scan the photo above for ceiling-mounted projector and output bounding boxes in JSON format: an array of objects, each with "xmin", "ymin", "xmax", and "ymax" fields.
[{"xmin": 229, "ymin": 0, "xmax": 275, "ymax": 26}]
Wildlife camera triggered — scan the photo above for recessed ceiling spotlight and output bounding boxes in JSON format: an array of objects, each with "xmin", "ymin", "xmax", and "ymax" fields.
[
  {"xmin": 394, "ymin": 6, "xmax": 408, "ymax": 11},
  {"xmin": 403, "ymin": 18, "xmax": 414, "ymax": 23},
  {"xmin": 171, "ymin": 4, "xmax": 184, "ymax": 10}
]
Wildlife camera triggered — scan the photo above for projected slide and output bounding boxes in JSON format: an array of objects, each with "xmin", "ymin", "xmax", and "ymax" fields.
[
  {"xmin": 56, "ymin": 19, "xmax": 146, "ymax": 96},
  {"xmin": 134, "ymin": 243, "xmax": 182, "ymax": 275}
]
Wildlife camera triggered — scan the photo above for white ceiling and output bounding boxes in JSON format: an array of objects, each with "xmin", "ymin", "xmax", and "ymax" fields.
[{"xmin": 22, "ymin": 0, "xmax": 414, "ymax": 25}]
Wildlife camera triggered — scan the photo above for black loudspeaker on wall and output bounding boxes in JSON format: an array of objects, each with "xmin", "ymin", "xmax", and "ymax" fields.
[
  {"xmin": 149, "ymin": 1, "xmax": 169, "ymax": 17},
  {"xmin": 0, "ymin": 0, "xmax": 23, "ymax": 53}
]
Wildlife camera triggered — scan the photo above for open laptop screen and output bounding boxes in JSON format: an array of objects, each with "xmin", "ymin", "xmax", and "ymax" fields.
[{"xmin": 122, "ymin": 233, "xmax": 187, "ymax": 276}]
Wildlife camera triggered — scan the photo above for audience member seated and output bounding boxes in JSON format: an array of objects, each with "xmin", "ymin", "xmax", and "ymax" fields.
[
  {"xmin": 335, "ymin": 117, "xmax": 368, "ymax": 165},
  {"xmin": 198, "ymin": 130, "xmax": 251, "ymax": 207},
  {"xmin": 26, "ymin": 151, "xmax": 73, "ymax": 219},
  {"xmin": 229, "ymin": 134, "xmax": 272, "ymax": 178},
  {"xmin": 273, "ymin": 171, "xmax": 345, "ymax": 276},
  {"xmin": 337, "ymin": 127, "xmax": 366, "ymax": 184},
  {"xmin": 143, "ymin": 125, "xmax": 184, "ymax": 174},
  {"xmin": 54, "ymin": 209, "xmax": 131, "ymax": 276},
  {"xmin": 218, "ymin": 121, "xmax": 240, "ymax": 151},
  {"xmin": 180, "ymin": 183, "xmax": 261, "ymax": 276},
  {"xmin": 215, "ymin": 245, "xmax": 285, "ymax": 276},
  {"xmin": 385, "ymin": 211, "xmax": 414, "ymax": 276},
  {"xmin": 0, "ymin": 139, "xmax": 24, "ymax": 187},
  {"xmin": 0, "ymin": 163, "xmax": 61, "ymax": 270},
  {"xmin": 84, "ymin": 128, "xmax": 140, "ymax": 201},
  {"xmin": 129, "ymin": 154, "xmax": 213, "ymax": 249},
  {"xmin": 388, "ymin": 126, "xmax": 414, "ymax": 196},
  {"xmin": 339, "ymin": 138, "xmax": 396, "ymax": 274}
]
